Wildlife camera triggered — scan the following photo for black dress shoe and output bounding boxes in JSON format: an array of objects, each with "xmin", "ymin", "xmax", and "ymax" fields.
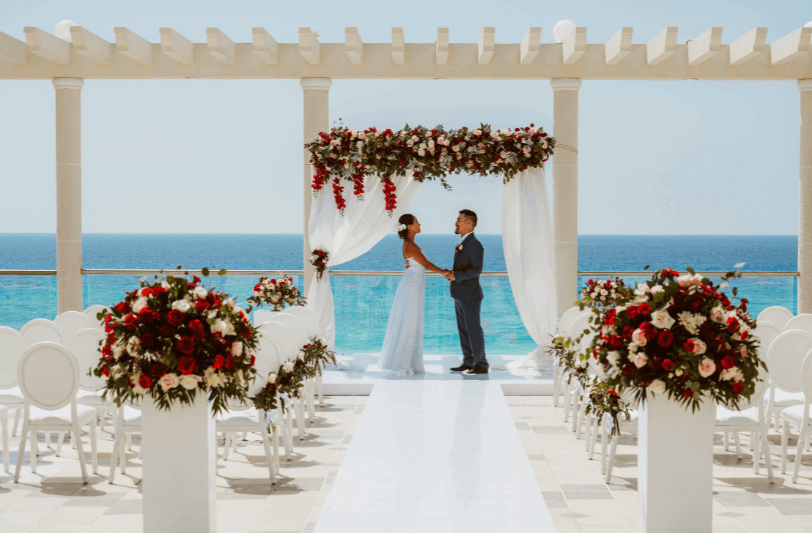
[
  {"xmin": 466, "ymin": 367, "xmax": 489, "ymax": 375},
  {"xmin": 450, "ymin": 364, "xmax": 473, "ymax": 372}
]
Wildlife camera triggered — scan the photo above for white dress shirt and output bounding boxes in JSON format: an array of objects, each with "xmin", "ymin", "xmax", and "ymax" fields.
[{"xmin": 458, "ymin": 232, "xmax": 472, "ymax": 246}]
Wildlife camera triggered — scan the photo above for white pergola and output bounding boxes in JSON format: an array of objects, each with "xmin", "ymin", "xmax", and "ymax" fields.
[{"xmin": 2, "ymin": 23, "xmax": 812, "ymax": 317}]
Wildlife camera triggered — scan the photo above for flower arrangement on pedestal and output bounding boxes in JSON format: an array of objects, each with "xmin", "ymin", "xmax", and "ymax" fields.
[
  {"xmin": 310, "ymin": 250, "xmax": 329, "ymax": 281},
  {"xmin": 247, "ymin": 275, "xmax": 305, "ymax": 311},
  {"xmin": 586, "ymin": 267, "xmax": 767, "ymax": 410},
  {"xmin": 579, "ymin": 278, "xmax": 632, "ymax": 309},
  {"xmin": 93, "ymin": 271, "xmax": 258, "ymax": 415},
  {"xmin": 305, "ymin": 123, "xmax": 556, "ymax": 216}
]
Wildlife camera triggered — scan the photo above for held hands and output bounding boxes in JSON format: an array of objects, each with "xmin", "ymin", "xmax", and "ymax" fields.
[{"xmin": 443, "ymin": 270, "xmax": 455, "ymax": 281}]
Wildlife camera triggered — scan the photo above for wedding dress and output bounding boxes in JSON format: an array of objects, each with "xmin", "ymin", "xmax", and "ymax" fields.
[{"xmin": 378, "ymin": 260, "xmax": 425, "ymax": 373}]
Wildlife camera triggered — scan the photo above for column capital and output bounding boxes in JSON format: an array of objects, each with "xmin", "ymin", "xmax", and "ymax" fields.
[
  {"xmin": 799, "ymin": 79, "xmax": 812, "ymax": 91},
  {"xmin": 550, "ymin": 78, "xmax": 582, "ymax": 91},
  {"xmin": 300, "ymin": 77, "xmax": 332, "ymax": 90},
  {"xmin": 52, "ymin": 78, "xmax": 84, "ymax": 90}
]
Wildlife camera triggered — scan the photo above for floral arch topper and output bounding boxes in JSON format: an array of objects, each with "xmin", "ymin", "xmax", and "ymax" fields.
[{"xmin": 305, "ymin": 123, "xmax": 556, "ymax": 215}]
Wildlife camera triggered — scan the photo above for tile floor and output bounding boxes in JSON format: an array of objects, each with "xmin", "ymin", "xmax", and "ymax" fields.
[
  {"xmin": 0, "ymin": 396, "xmax": 367, "ymax": 533},
  {"xmin": 507, "ymin": 395, "xmax": 812, "ymax": 533}
]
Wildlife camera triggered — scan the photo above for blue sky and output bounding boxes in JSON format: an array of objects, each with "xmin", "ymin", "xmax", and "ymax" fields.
[{"xmin": 0, "ymin": 0, "xmax": 810, "ymax": 235}]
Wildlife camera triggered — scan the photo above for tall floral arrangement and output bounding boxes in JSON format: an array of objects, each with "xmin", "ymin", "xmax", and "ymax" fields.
[
  {"xmin": 94, "ymin": 271, "xmax": 258, "ymax": 415},
  {"xmin": 305, "ymin": 123, "xmax": 555, "ymax": 216},
  {"xmin": 247, "ymin": 275, "xmax": 305, "ymax": 311},
  {"xmin": 587, "ymin": 267, "xmax": 766, "ymax": 411}
]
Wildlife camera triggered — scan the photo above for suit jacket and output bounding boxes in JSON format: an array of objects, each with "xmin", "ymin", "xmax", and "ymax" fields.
[{"xmin": 450, "ymin": 233, "xmax": 484, "ymax": 301}]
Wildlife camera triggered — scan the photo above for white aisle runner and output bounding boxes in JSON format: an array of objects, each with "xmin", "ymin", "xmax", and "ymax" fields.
[{"xmin": 313, "ymin": 381, "xmax": 557, "ymax": 532}]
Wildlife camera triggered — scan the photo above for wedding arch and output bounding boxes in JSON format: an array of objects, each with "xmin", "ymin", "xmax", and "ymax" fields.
[{"xmin": 305, "ymin": 123, "xmax": 558, "ymax": 365}]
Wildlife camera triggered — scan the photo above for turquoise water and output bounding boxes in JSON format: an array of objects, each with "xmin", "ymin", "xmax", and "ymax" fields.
[{"xmin": 0, "ymin": 234, "xmax": 799, "ymax": 355}]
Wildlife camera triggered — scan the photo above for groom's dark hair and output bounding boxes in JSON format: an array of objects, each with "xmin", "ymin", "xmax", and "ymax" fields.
[{"xmin": 459, "ymin": 209, "xmax": 477, "ymax": 227}]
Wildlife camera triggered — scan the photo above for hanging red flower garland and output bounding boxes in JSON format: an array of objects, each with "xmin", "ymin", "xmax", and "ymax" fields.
[{"xmin": 305, "ymin": 123, "xmax": 555, "ymax": 216}]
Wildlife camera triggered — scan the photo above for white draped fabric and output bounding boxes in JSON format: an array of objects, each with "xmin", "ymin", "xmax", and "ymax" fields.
[
  {"xmin": 500, "ymin": 167, "xmax": 557, "ymax": 369},
  {"xmin": 307, "ymin": 171, "xmax": 423, "ymax": 347}
]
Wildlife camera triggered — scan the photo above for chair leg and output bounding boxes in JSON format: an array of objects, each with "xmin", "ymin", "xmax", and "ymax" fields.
[
  {"xmin": 749, "ymin": 431, "xmax": 755, "ymax": 452},
  {"xmin": 223, "ymin": 433, "xmax": 232, "ymax": 461},
  {"xmin": 600, "ymin": 424, "xmax": 608, "ymax": 475},
  {"xmin": 754, "ymin": 429, "xmax": 760, "ymax": 474},
  {"xmin": 782, "ymin": 421, "xmax": 790, "ymax": 474},
  {"xmin": 563, "ymin": 382, "xmax": 572, "ymax": 422},
  {"xmin": 73, "ymin": 429, "xmax": 88, "ymax": 484},
  {"xmin": 588, "ymin": 416, "xmax": 599, "ymax": 460},
  {"xmin": 552, "ymin": 362, "xmax": 561, "ymax": 407},
  {"xmin": 89, "ymin": 419, "xmax": 98, "ymax": 475},
  {"xmin": 734, "ymin": 432, "xmax": 743, "ymax": 459},
  {"xmin": 14, "ymin": 428, "xmax": 28, "ymax": 482},
  {"xmin": 583, "ymin": 413, "xmax": 592, "ymax": 447},
  {"xmin": 724, "ymin": 431, "xmax": 730, "ymax": 452},
  {"xmin": 109, "ymin": 433, "xmax": 120, "ymax": 484},
  {"xmin": 285, "ymin": 409, "xmax": 294, "ymax": 460},
  {"xmin": 46, "ymin": 431, "xmax": 52, "ymax": 449},
  {"xmin": 762, "ymin": 431, "xmax": 775, "ymax": 483},
  {"xmin": 126, "ymin": 432, "xmax": 133, "ymax": 452},
  {"xmin": 29, "ymin": 431, "xmax": 37, "ymax": 474},
  {"xmin": 316, "ymin": 373, "xmax": 324, "ymax": 408},
  {"xmin": 792, "ymin": 429, "xmax": 806, "ymax": 484},
  {"xmin": 571, "ymin": 391, "xmax": 580, "ymax": 433},
  {"xmin": 1, "ymin": 414, "xmax": 8, "ymax": 472},
  {"xmin": 259, "ymin": 424, "xmax": 277, "ymax": 484},
  {"xmin": 55, "ymin": 431, "xmax": 65, "ymax": 456},
  {"xmin": 12, "ymin": 409, "xmax": 20, "ymax": 437},
  {"xmin": 119, "ymin": 435, "xmax": 126, "ymax": 474},
  {"xmin": 575, "ymin": 396, "xmax": 588, "ymax": 439},
  {"xmin": 294, "ymin": 398, "xmax": 306, "ymax": 441},
  {"xmin": 271, "ymin": 424, "xmax": 280, "ymax": 472},
  {"xmin": 606, "ymin": 434, "xmax": 619, "ymax": 483}
]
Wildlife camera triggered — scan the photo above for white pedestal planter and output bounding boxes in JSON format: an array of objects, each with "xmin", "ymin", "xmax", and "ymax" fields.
[
  {"xmin": 253, "ymin": 309, "xmax": 280, "ymax": 326},
  {"xmin": 638, "ymin": 394, "xmax": 715, "ymax": 533},
  {"xmin": 141, "ymin": 395, "xmax": 217, "ymax": 533}
]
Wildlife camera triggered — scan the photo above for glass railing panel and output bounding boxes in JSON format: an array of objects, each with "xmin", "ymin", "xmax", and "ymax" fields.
[{"xmin": 0, "ymin": 275, "xmax": 57, "ymax": 328}]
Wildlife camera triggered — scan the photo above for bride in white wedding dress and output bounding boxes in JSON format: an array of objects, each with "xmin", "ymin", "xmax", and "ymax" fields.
[{"xmin": 378, "ymin": 214, "xmax": 448, "ymax": 374}]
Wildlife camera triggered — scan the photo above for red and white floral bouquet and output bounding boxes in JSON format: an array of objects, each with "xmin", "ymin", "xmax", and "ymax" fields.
[
  {"xmin": 586, "ymin": 267, "xmax": 767, "ymax": 411},
  {"xmin": 579, "ymin": 278, "xmax": 632, "ymax": 308},
  {"xmin": 247, "ymin": 275, "xmax": 306, "ymax": 311},
  {"xmin": 93, "ymin": 271, "xmax": 259, "ymax": 415},
  {"xmin": 310, "ymin": 250, "xmax": 329, "ymax": 281}
]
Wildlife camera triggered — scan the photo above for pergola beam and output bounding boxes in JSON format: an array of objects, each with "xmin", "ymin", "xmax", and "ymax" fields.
[
  {"xmin": 23, "ymin": 27, "xmax": 70, "ymax": 64},
  {"xmin": 688, "ymin": 27, "xmax": 723, "ymax": 65},
  {"xmin": 251, "ymin": 27, "xmax": 277, "ymax": 65},
  {"xmin": 69, "ymin": 26, "xmax": 111, "ymax": 64},
  {"xmin": 520, "ymin": 27, "xmax": 540, "ymax": 65},
  {"xmin": 562, "ymin": 26, "xmax": 586, "ymax": 65},
  {"xmin": 114, "ymin": 27, "xmax": 152, "ymax": 64},
  {"xmin": 392, "ymin": 27, "xmax": 405, "ymax": 65},
  {"xmin": 647, "ymin": 27, "xmax": 678, "ymax": 65},
  {"xmin": 605, "ymin": 27, "xmax": 633, "ymax": 65},
  {"xmin": 436, "ymin": 27, "xmax": 448, "ymax": 65},
  {"xmin": 299, "ymin": 27, "xmax": 320, "ymax": 65},
  {"xmin": 159, "ymin": 28, "xmax": 194, "ymax": 64},
  {"xmin": 0, "ymin": 31, "xmax": 28, "ymax": 64},
  {"xmin": 729, "ymin": 27, "xmax": 768, "ymax": 66},
  {"xmin": 478, "ymin": 27, "xmax": 494, "ymax": 65},
  {"xmin": 771, "ymin": 26, "xmax": 812, "ymax": 65},
  {"xmin": 345, "ymin": 27, "xmax": 363, "ymax": 65},
  {"xmin": 206, "ymin": 27, "xmax": 236, "ymax": 64}
]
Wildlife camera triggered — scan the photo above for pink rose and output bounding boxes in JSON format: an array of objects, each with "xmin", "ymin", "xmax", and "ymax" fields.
[
  {"xmin": 632, "ymin": 328, "xmax": 648, "ymax": 346},
  {"xmin": 710, "ymin": 307, "xmax": 724, "ymax": 323},
  {"xmin": 500, "ymin": 151, "xmax": 508, "ymax": 159},
  {"xmin": 276, "ymin": 292, "xmax": 282, "ymax": 298},
  {"xmin": 158, "ymin": 373, "xmax": 179, "ymax": 391},
  {"xmin": 634, "ymin": 353, "xmax": 648, "ymax": 368},
  {"xmin": 677, "ymin": 275, "xmax": 693, "ymax": 288},
  {"xmin": 690, "ymin": 338, "xmax": 707, "ymax": 355},
  {"xmin": 698, "ymin": 358, "xmax": 716, "ymax": 378},
  {"xmin": 231, "ymin": 341, "xmax": 243, "ymax": 357}
]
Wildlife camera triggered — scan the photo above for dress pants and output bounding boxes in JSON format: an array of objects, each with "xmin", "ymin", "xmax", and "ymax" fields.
[{"xmin": 454, "ymin": 298, "xmax": 488, "ymax": 370}]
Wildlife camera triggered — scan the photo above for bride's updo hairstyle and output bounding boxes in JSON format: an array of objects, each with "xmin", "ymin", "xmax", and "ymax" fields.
[{"xmin": 397, "ymin": 214, "xmax": 415, "ymax": 240}]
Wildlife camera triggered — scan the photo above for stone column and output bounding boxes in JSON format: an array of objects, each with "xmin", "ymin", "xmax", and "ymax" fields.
[
  {"xmin": 300, "ymin": 78, "xmax": 331, "ymax": 296},
  {"xmin": 799, "ymin": 80, "xmax": 812, "ymax": 313},
  {"xmin": 550, "ymin": 78, "xmax": 581, "ymax": 318},
  {"xmin": 53, "ymin": 78, "xmax": 84, "ymax": 313}
]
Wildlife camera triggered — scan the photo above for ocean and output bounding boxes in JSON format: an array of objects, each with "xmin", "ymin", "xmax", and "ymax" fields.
[{"xmin": 0, "ymin": 234, "xmax": 798, "ymax": 355}]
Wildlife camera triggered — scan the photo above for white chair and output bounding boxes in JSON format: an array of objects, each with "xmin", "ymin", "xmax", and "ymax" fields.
[
  {"xmin": 0, "ymin": 405, "xmax": 8, "ymax": 472},
  {"xmin": 255, "ymin": 332, "xmax": 294, "ymax": 461},
  {"xmin": 765, "ymin": 330, "xmax": 812, "ymax": 473},
  {"xmin": 286, "ymin": 306, "xmax": 325, "ymax": 407},
  {"xmin": 562, "ymin": 313, "xmax": 595, "ymax": 429},
  {"xmin": 271, "ymin": 313, "xmax": 316, "ymax": 420},
  {"xmin": 758, "ymin": 306, "xmax": 794, "ymax": 331},
  {"xmin": 20, "ymin": 319, "xmax": 66, "ymax": 346},
  {"xmin": 782, "ymin": 348, "xmax": 812, "ymax": 483},
  {"xmin": 216, "ymin": 350, "xmax": 278, "ymax": 483},
  {"xmin": 14, "ymin": 342, "xmax": 98, "ymax": 483},
  {"xmin": 54, "ymin": 311, "xmax": 94, "ymax": 343},
  {"xmin": 253, "ymin": 309, "xmax": 278, "ymax": 326},
  {"xmin": 61, "ymin": 328, "xmax": 114, "ymax": 454},
  {"xmin": 716, "ymin": 376, "xmax": 774, "ymax": 482},
  {"xmin": 108, "ymin": 402, "xmax": 141, "ymax": 484},
  {"xmin": 0, "ymin": 327, "xmax": 27, "ymax": 438},
  {"xmin": 751, "ymin": 321, "xmax": 783, "ymax": 434},
  {"xmin": 601, "ymin": 390, "xmax": 639, "ymax": 483},
  {"xmin": 257, "ymin": 321, "xmax": 307, "ymax": 441},
  {"xmin": 785, "ymin": 314, "xmax": 812, "ymax": 335},
  {"xmin": 82, "ymin": 305, "xmax": 110, "ymax": 330},
  {"xmin": 553, "ymin": 307, "xmax": 591, "ymax": 407}
]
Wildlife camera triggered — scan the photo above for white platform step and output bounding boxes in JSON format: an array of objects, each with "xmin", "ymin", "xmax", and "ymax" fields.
[{"xmin": 313, "ymin": 381, "xmax": 557, "ymax": 532}]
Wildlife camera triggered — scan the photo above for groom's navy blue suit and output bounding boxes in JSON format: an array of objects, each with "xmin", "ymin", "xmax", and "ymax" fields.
[{"xmin": 451, "ymin": 233, "xmax": 488, "ymax": 370}]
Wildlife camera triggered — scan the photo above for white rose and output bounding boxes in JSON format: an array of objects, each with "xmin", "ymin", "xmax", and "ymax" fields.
[
  {"xmin": 634, "ymin": 353, "xmax": 648, "ymax": 368},
  {"xmin": 126, "ymin": 337, "xmax": 140, "ymax": 356},
  {"xmin": 418, "ymin": 149, "xmax": 426, "ymax": 156},
  {"xmin": 358, "ymin": 132, "xmax": 366, "ymax": 139},
  {"xmin": 283, "ymin": 361, "xmax": 296, "ymax": 372},
  {"xmin": 428, "ymin": 140, "xmax": 435, "ymax": 148},
  {"xmin": 600, "ymin": 289, "xmax": 608, "ymax": 296},
  {"xmin": 650, "ymin": 285, "xmax": 664, "ymax": 294},
  {"xmin": 528, "ymin": 127, "xmax": 537, "ymax": 134},
  {"xmin": 179, "ymin": 374, "xmax": 201, "ymax": 390},
  {"xmin": 677, "ymin": 274, "xmax": 694, "ymax": 288},
  {"xmin": 350, "ymin": 130, "xmax": 358, "ymax": 138},
  {"xmin": 635, "ymin": 283, "xmax": 651, "ymax": 296},
  {"xmin": 231, "ymin": 341, "xmax": 243, "ymax": 357},
  {"xmin": 318, "ymin": 337, "xmax": 326, "ymax": 345},
  {"xmin": 297, "ymin": 350, "xmax": 306, "ymax": 361},
  {"xmin": 211, "ymin": 319, "xmax": 229, "ymax": 336},
  {"xmin": 267, "ymin": 372, "xmax": 277, "ymax": 384},
  {"xmin": 159, "ymin": 373, "xmax": 179, "ymax": 391},
  {"xmin": 632, "ymin": 329, "xmax": 648, "ymax": 346},
  {"xmin": 651, "ymin": 309, "xmax": 676, "ymax": 329},
  {"xmin": 132, "ymin": 297, "xmax": 148, "ymax": 314},
  {"xmin": 710, "ymin": 307, "xmax": 724, "ymax": 323},
  {"xmin": 648, "ymin": 379, "xmax": 666, "ymax": 395},
  {"xmin": 411, "ymin": 135, "xmax": 419, "ymax": 142},
  {"xmin": 224, "ymin": 298, "xmax": 235, "ymax": 308},
  {"xmin": 356, "ymin": 141, "xmax": 363, "ymax": 149},
  {"xmin": 172, "ymin": 299, "xmax": 191, "ymax": 312},
  {"xmin": 130, "ymin": 373, "xmax": 145, "ymax": 394},
  {"xmin": 443, "ymin": 139, "xmax": 451, "ymax": 146},
  {"xmin": 112, "ymin": 342, "xmax": 125, "ymax": 360},
  {"xmin": 419, "ymin": 142, "xmax": 427, "ymax": 150},
  {"xmin": 689, "ymin": 338, "xmax": 707, "ymax": 355},
  {"xmin": 607, "ymin": 351, "xmax": 621, "ymax": 366},
  {"xmin": 310, "ymin": 255, "xmax": 318, "ymax": 261},
  {"xmin": 698, "ymin": 358, "xmax": 716, "ymax": 378},
  {"xmin": 161, "ymin": 281, "xmax": 171, "ymax": 289},
  {"xmin": 194, "ymin": 286, "xmax": 208, "ymax": 300}
]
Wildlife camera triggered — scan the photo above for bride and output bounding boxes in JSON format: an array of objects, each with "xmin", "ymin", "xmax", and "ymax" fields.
[{"xmin": 378, "ymin": 213, "xmax": 447, "ymax": 373}]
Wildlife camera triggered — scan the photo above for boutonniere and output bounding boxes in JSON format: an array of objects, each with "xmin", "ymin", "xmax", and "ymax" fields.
[{"xmin": 456, "ymin": 244, "xmax": 463, "ymax": 253}]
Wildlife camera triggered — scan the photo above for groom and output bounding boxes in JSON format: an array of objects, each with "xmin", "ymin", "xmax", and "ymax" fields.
[{"xmin": 444, "ymin": 209, "xmax": 488, "ymax": 374}]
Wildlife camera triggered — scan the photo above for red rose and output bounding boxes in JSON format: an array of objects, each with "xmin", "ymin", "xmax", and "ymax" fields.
[
  {"xmin": 721, "ymin": 355, "xmax": 735, "ymax": 369},
  {"xmin": 661, "ymin": 359, "xmax": 674, "ymax": 371},
  {"xmin": 176, "ymin": 335, "xmax": 196, "ymax": 355},
  {"xmin": 213, "ymin": 354, "xmax": 224, "ymax": 370},
  {"xmin": 684, "ymin": 339, "xmax": 695, "ymax": 352},
  {"xmin": 124, "ymin": 314, "xmax": 138, "ymax": 330},
  {"xmin": 151, "ymin": 286, "xmax": 166, "ymax": 297},
  {"xmin": 657, "ymin": 330, "xmax": 674, "ymax": 347},
  {"xmin": 151, "ymin": 363, "xmax": 167, "ymax": 378},
  {"xmin": 741, "ymin": 329, "xmax": 749, "ymax": 340},
  {"xmin": 102, "ymin": 365, "xmax": 109, "ymax": 377},
  {"xmin": 189, "ymin": 319, "xmax": 205, "ymax": 341},
  {"xmin": 642, "ymin": 323, "xmax": 658, "ymax": 340},
  {"xmin": 140, "ymin": 308, "xmax": 157, "ymax": 323},
  {"xmin": 139, "ymin": 375, "xmax": 153, "ymax": 389},
  {"xmin": 178, "ymin": 356, "xmax": 196, "ymax": 375},
  {"xmin": 609, "ymin": 335, "xmax": 622, "ymax": 349},
  {"xmin": 107, "ymin": 331, "xmax": 116, "ymax": 344},
  {"xmin": 637, "ymin": 302, "xmax": 651, "ymax": 315},
  {"xmin": 102, "ymin": 345, "xmax": 112, "ymax": 357},
  {"xmin": 726, "ymin": 316, "xmax": 739, "ymax": 332},
  {"xmin": 732, "ymin": 381, "xmax": 743, "ymax": 394},
  {"xmin": 167, "ymin": 309, "xmax": 185, "ymax": 327},
  {"xmin": 193, "ymin": 276, "xmax": 201, "ymax": 283},
  {"xmin": 141, "ymin": 332, "xmax": 154, "ymax": 349},
  {"xmin": 225, "ymin": 356, "xmax": 235, "ymax": 370},
  {"xmin": 627, "ymin": 307, "xmax": 639, "ymax": 320},
  {"xmin": 195, "ymin": 299, "xmax": 209, "ymax": 313},
  {"xmin": 622, "ymin": 326, "xmax": 634, "ymax": 338},
  {"xmin": 142, "ymin": 287, "xmax": 152, "ymax": 296},
  {"xmin": 683, "ymin": 389, "xmax": 694, "ymax": 398},
  {"xmin": 115, "ymin": 301, "xmax": 130, "ymax": 314},
  {"xmin": 249, "ymin": 355, "xmax": 256, "ymax": 367},
  {"xmin": 159, "ymin": 325, "xmax": 174, "ymax": 336},
  {"xmin": 623, "ymin": 363, "xmax": 636, "ymax": 376}
]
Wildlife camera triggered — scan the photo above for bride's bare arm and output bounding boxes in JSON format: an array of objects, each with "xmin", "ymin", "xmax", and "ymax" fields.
[{"xmin": 405, "ymin": 242, "xmax": 446, "ymax": 274}]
